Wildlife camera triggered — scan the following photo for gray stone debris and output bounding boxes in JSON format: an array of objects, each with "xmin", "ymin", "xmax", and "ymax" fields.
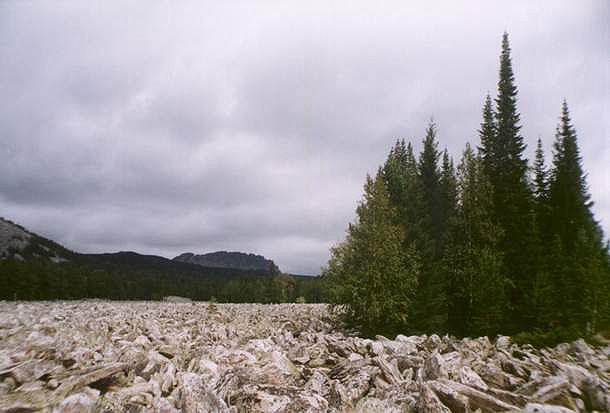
[{"xmin": 0, "ymin": 301, "xmax": 608, "ymax": 412}]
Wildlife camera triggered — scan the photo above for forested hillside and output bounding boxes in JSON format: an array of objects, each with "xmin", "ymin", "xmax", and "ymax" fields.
[
  {"xmin": 0, "ymin": 257, "xmax": 322, "ymax": 303},
  {"xmin": 324, "ymin": 33, "xmax": 610, "ymax": 345},
  {"xmin": 0, "ymin": 219, "xmax": 322, "ymax": 303}
]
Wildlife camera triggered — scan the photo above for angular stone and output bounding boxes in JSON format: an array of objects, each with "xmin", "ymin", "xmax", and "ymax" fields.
[
  {"xmin": 437, "ymin": 379, "xmax": 520, "ymax": 411},
  {"xmin": 428, "ymin": 380, "xmax": 470, "ymax": 413},
  {"xmin": 522, "ymin": 402, "xmax": 577, "ymax": 413}
]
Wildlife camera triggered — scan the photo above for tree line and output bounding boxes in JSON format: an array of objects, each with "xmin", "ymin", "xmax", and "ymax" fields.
[
  {"xmin": 0, "ymin": 258, "xmax": 324, "ymax": 304},
  {"xmin": 323, "ymin": 33, "xmax": 610, "ymax": 344}
]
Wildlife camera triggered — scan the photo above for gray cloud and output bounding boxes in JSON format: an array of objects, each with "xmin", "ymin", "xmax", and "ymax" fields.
[{"xmin": 1, "ymin": 1, "xmax": 608, "ymax": 274}]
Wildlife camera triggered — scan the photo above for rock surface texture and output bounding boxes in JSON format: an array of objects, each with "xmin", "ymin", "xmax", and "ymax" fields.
[{"xmin": 0, "ymin": 302, "xmax": 608, "ymax": 412}]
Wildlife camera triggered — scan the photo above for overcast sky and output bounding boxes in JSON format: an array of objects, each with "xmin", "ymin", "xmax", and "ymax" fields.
[{"xmin": 1, "ymin": 1, "xmax": 608, "ymax": 274}]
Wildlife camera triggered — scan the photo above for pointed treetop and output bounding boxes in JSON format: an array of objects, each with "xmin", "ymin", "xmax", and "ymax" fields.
[
  {"xmin": 478, "ymin": 93, "xmax": 496, "ymax": 161},
  {"xmin": 533, "ymin": 137, "xmax": 548, "ymax": 201},
  {"xmin": 549, "ymin": 100, "xmax": 598, "ymax": 251},
  {"xmin": 482, "ymin": 93, "xmax": 494, "ymax": 122},
  {"xmin": 441, "ymin": 149, "xmax": 455, "ymax": 176},
  {"xmin": 496, "ymin": 32, "xmax": 519, "ymax": 119},
  {"xmin": 553, "ymin": 99, "xmax": 579, "ymax": 165},
  {"xmin": 559, "ymin": 99, "xmax": 576, "ymax": 137},
  {"xmin": 419, "ymin": 119, "xmax": 440, "ymax": 173},
  {"xmin": 442, "ymin": 149, "xmax": 450, "ymax": 167},
  {"xmin": 501, "ymin": 31, "xmax": 509, "ymax": 53},
  {"xmin": 494, "ymin": 31, "xmax": 526, "ymax": 172},
  {"xmin": 406, "ymin": 141, "xmax": 416, "ymax": 167}
]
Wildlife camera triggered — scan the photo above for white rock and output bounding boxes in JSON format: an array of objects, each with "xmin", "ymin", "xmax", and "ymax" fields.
[
  {"xmin": 52, "ymin": 389, "xmax": 99, "ymax": 413},
  {"xmin": 523, "ymin": 402, "xmax": 577, "ymax": 413}
]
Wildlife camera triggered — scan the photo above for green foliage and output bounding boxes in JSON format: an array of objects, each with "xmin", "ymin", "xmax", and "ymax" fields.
[
  {"xmin": 512, "ymin": 328, "xmax": 583, "ymax": 349},
  {"xmin": 418, "ymin": 120, "xmax": 442, "ymax": 255},
  {"xmin": 326, "ymin": 32, "xmax": 609, "ymax": 344},
  {"xmin": 548, "ymin": 101, "xmax": 596, "ymax": 251},
  {"xmin": 478, "ymin": 93, "xmax": 496, "ymax": 172},
  {"xmin": 382, "ymin": 140, "xmax": 430, "ymax": 254},
  {"xmin": 483, "ymin": 33, "xmax": 536, "ymax": 331},
  {"xmin": 439, "ymin": 149, "xmax": 457, "ymax": 255},
  {"xmin": 443, "ymin": 145, "xmax": 506, "ymax": 336},
  {"xmin": 323, "ymin": 171, "xmax": 420, "ymax": 337}
]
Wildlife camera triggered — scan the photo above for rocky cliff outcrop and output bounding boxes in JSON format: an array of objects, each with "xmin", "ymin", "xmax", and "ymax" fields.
[
  {"xmin": 0, "ymin": 217, "xmax": 70, "ymax": 262},
  {"xmin": 174, "ymin": 251, "xmax": 280, "ymax": 273}
]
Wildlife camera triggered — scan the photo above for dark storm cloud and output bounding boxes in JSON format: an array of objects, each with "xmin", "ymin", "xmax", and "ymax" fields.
[{"xmin": 1, "ymin": 1, "xmax": 608, "ymax": 274}]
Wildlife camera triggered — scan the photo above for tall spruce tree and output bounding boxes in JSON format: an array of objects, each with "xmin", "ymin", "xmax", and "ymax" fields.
[
  {"xmin": 547, "ymin": 101, "xmax": 610, "ymax": 333},
  {"xmin": 532, "ymin": 138, "xmax": 551, "ymax": 243},
  {"xmin": 412, "ymin": 122, "xmax": 448, "ymax": 332},
  {"xmin": 549, "ymin": 101, "xmax": 595, "ymax": 250},
  {"xmin": 405, "ymin": 142, "xmax": 432, "ymax": 256},
  {"xmin": 480, "ymin": 32, "xmax": 534, "ymax": 332},
  {"xmin": 324, "ymin": 170, "xmax": 420, "ymax": 337},
  {"xmin": 530, "ymin": 137, "xmax": 554, "ymax": 329},
  {"xmin": 418, "ymin": 120, "xmax": 443, "ymax": 255}
]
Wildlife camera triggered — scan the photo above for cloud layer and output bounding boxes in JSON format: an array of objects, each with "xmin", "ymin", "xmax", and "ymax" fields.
[{"xmin": 1, "ymin": 1, "xmax": 608, "ymax": 274}]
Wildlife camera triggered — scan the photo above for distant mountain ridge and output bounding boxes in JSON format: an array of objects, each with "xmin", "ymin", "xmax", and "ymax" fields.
[
  {"xmin": 174, "ymin": 251, "xmax": 280, "ymax": 273},
  {"xmin": 0, "ymin": 217, "xmax": 279, "ymax": 277},
  {"xmin": 76, "ymin": 251, "xmax": 270, "ymax": 279}
]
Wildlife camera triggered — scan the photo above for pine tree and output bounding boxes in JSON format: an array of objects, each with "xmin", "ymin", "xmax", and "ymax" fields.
[
  {"xmin": 444, "ymin": 144, "xmax": 506, "ymax": 337},
  {"xmin": 324, "ymin": 170, "xmax": 420, "ymax": 337},
  {"xmin": 418, "ymin": 120, "xmax": 442, "ymax": 255},
  {"xmin": 478, "ymin": 93, "xmax": 496, "ymax": 174},
  {"xmin": 408, "ymin": 122, "xmax": 448, "ymax": 332},
  {"xmin": 382, "ymin": 140, "xmax": 410, "ymax": 227},
  {"xmin": 439, "ymin": 149, "xmax": 457, "ymax": 255},
  {"xmin": 405, "ymin": 142, "xmax": 432, "ymax": 256},
  {"xmin": 549, "ymin": 101, "xmax": 595, "ymax": 250},
  {"xmin": 532, "ymin": 138, "xmax": 551, "ymax": 240},
  {"xmin": 529, "ymin": 137, "xmax": 555, "ymax": 329}
]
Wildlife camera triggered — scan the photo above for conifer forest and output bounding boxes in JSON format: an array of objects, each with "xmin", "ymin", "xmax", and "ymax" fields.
[{"xmin": 323, "ymin": 33, "xmax": 610, "ymax": 345}]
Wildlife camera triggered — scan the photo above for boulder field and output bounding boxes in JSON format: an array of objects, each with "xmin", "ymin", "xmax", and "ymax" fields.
[{"xmin": 0, "ymin": 302, "xmax": 608, "ymax": 412}]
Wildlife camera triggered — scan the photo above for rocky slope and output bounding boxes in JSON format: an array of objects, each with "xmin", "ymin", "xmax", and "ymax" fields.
[
  {"xmin": 174, "ymin": 251, "xmax": 280, "ymax": 273},
  {"xmin": 0, "ymin": 217, "xmax": 71, "ymax": 262},
  {"xmin": 0, "ymin": 302, "xmax": 608, "ymax": 412}
]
